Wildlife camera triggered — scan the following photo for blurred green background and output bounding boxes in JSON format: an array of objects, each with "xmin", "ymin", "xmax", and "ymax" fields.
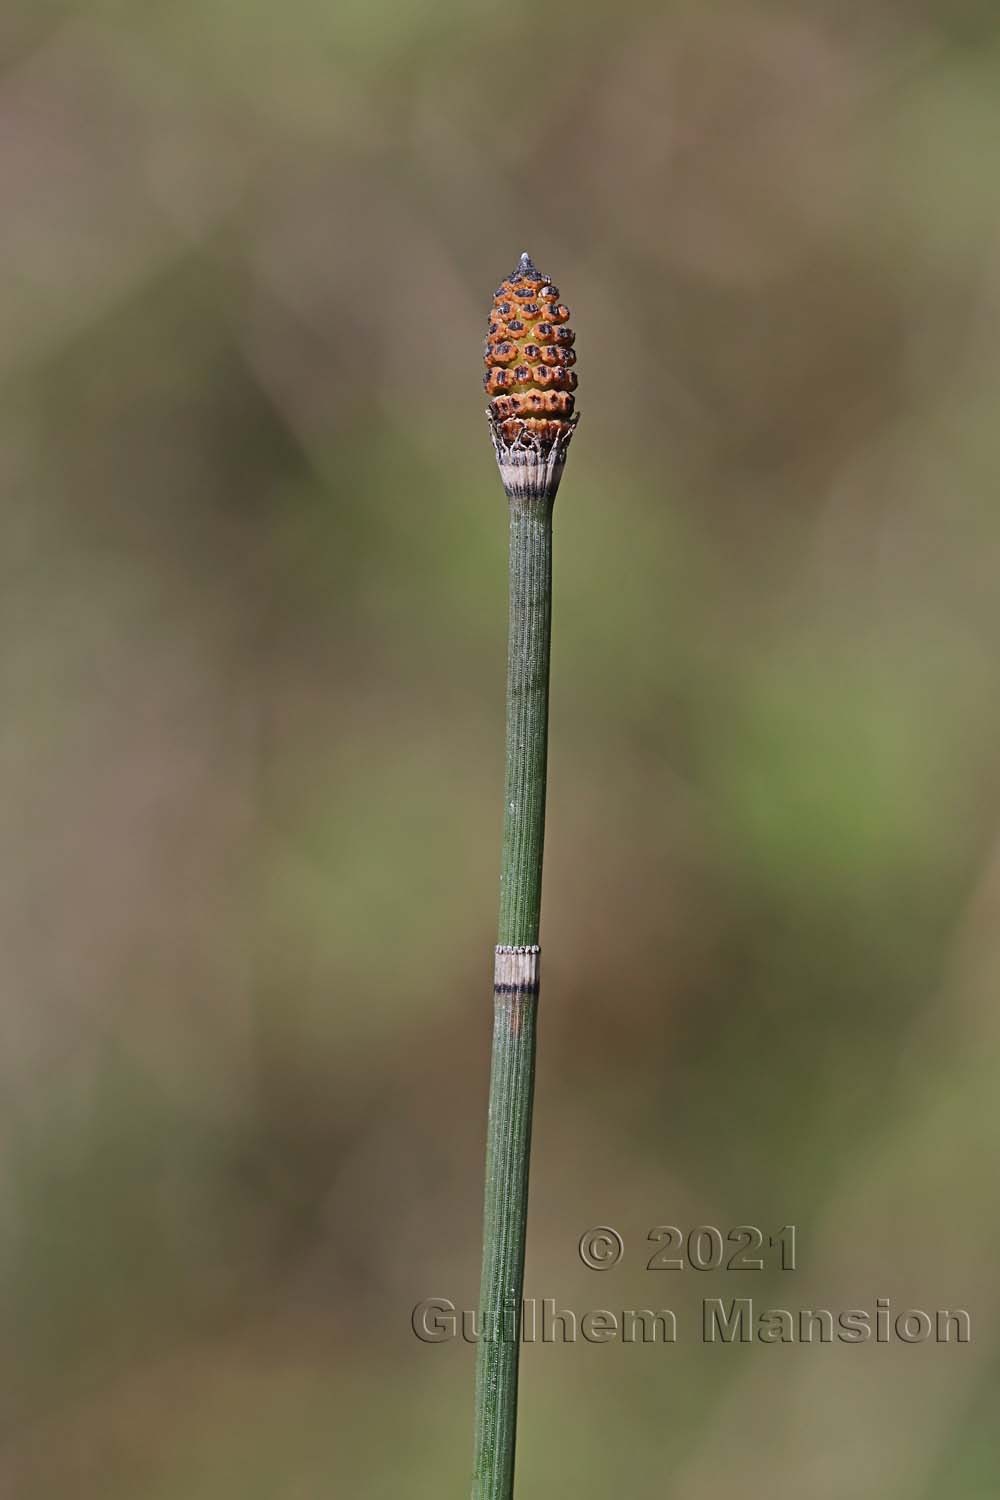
[{"xmin": 3, "ymin": 1, "xmax": 1000, "ymax": 1495}]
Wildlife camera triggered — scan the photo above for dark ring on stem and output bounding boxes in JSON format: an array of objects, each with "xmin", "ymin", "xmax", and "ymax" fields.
[{"xmin": 493, "ymin": 945, "xmax": 542, "ymax": 996}]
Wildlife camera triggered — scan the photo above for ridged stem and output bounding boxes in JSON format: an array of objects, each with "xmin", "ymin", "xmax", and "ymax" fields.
[
  {"xmin": 471, "ymin": 494, "xmax": 553, "ymax": 1500},
  {"xmin": 499, "ymin": 500, "xmax": 552, "ymax": 946}
]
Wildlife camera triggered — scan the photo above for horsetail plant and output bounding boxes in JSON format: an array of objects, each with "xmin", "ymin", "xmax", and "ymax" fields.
[{"xmin": 472, "ymin": 253, "xmax": 579, "ymax": 1500}]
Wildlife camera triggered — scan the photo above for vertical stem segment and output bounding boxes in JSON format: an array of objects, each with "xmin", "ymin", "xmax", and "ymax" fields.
[
  {"xmin": 472, "ymin": 495, "xmax": 553, "ymax": 1500},
  {"xmin": 499, "ymin": 499, "xmax": 552, "ymax": 947}
]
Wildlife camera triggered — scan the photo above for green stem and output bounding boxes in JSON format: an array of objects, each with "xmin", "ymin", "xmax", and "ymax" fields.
[
  {"xmin": 472, "ymin": 495, "xmax": 553, "ymax": 1500},
  {"xmin": 499, "ymin": 500, "xmax": 552, "ymax": 946}
]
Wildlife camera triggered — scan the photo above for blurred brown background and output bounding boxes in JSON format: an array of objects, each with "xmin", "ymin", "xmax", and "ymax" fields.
[{"xmin": 2, "ymin": 2, "xmax": 1000, "ymax": 1495}]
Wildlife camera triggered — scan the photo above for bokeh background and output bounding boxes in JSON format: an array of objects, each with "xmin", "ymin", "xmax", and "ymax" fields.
[{"xmin": 3, "ymin": 1, "xmax": 1000, "ymax": 1494}]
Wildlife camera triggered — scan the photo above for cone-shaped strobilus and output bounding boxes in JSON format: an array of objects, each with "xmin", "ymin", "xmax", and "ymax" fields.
[{"xmin": 471, "ymin": 255, "xmax": 579, "ymax": 1500}]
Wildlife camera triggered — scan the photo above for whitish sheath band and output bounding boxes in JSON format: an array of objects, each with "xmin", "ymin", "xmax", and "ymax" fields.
[
  {"xmin": 487, "ymin": 413, "xmax": 579, "ymax": 503},
  {"xmin": 494, "ymin": 945, "xmax": 541, "ymax": 996}
]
